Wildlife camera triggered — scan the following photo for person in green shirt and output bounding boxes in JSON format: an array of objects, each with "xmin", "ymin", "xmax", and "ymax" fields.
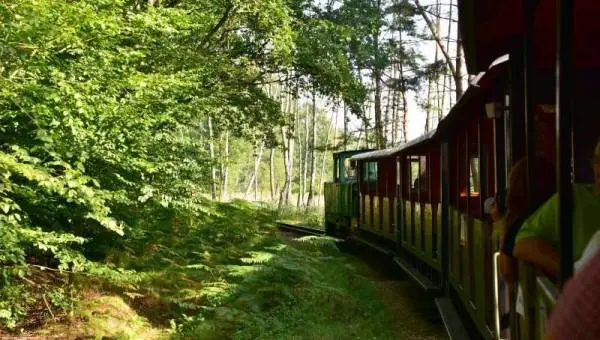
[{"xmin": 513, "ymin": 140, "xmax": 600, "ymax": 279}]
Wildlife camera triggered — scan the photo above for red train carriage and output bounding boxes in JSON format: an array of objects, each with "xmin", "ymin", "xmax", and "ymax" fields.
[
  {"xmin": 324, "ymin": 1, "xmax": 600, "ymax": 339},
  {"xmin": 451, "ymin": 1, "xmax": 600, "ymax": 339},
  {"xmin": 395, "ymin": 130, "xmax": 442, "ymax": 292},
  {"xmin": 352, "ymin": 148, "xmax": 401, "ymax": 250},
  {"xmin": 436, "ymin": 63, "xmax": 504, "ymax": 340}
]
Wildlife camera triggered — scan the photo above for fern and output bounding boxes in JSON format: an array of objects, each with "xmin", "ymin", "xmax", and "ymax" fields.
[{"xmin": 240, "ymin": 251, "xmax": 274, "ymax": 264}]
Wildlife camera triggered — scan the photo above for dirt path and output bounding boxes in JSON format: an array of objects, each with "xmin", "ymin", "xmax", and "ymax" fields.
[{"xmin": 348, "ymin": 252, "xmax": 448, "ymax": 340}]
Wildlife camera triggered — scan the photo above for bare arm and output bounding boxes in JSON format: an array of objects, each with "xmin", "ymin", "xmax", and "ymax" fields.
[
  {"xmin": 498, "ymin": 252, "xmax": 518, "ymax": 283},
  {"xmin": 514, "ymin": 238, "xmax": 560, "ymax": 278}
]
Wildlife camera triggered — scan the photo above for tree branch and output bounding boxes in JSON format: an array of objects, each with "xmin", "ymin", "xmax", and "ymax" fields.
[
  {"xmin": 414, "ymin": 0, "xmax": 457, "ymax": 78},
  {"xmin": 201, "ymin": 4, "xmax": 237, "ymax": 48}
]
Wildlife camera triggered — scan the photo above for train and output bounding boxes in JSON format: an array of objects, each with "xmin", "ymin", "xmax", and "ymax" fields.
[{"xmin": 324, "ymin": 1, "xmax": 600, "ymax": 339}]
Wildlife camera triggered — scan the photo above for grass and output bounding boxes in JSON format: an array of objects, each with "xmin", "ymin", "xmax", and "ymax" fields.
[
  {"xmin": 274, "ymin": 203, "xmax": 325, "ymax": 229},
  {"xmin": 4, "ymin": 201, "xmax": 406, "ymax": 339},
  {"xmin": 227, "ymin": 246, "xmax": 398, "ymax": 340},
  {"xmin": 177, "ymin": 235, "xmax": 399, "ymax": 340},
  {"xmin": 34, "ymin": 294, "xmax": 167, "ymax": 339}
]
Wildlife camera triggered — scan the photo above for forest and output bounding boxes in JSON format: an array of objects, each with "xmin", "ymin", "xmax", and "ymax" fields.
[{"xmin": 0, "ymin": 0, "xmax": 463, "ymax": 338}]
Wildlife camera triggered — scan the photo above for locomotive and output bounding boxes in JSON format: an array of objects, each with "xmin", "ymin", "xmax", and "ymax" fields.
[{"xmin": 324, "ymin": 1, "xmax": 600, "ymax": 339}]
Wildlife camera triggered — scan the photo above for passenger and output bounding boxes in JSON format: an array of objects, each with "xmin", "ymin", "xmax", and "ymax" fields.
[
  {"xmin": 499, "ymin": 157, "xmax": 556, "ymax": 282},
  {"xmin": 484, "ymin": 195, "xmax": 509, "ymax": 331},
  {"xmin": 485, "ymin": 195, "xmax": 505, "ymax": 222},
  {"xmin": 546, "ymin": 250, "xmax": 600, "ymax": 340},
  {"xmin": 513, "ymin": 140, "xmax": 600, "ymax": 278},
  {"xmin": 485, "ymin": 195, "xmax": 507, "ymax": 247}
]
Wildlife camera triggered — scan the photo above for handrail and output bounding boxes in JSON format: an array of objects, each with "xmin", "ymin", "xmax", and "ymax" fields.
[
  {"xmin": 493, "ymin": 251, "xmax": 501, "ymax": 340},
  {"xmin": 536, "ymin": 276, "xmax": 559, "ymax": 307}
]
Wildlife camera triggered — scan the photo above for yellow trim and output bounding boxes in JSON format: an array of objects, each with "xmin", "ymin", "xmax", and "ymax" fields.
[
  {"xmin": 373, "ymin": 196, "xmax": 380, "ymax": 231},
  {"xmin": 393, "ymin": 198, "xmax": 398, "ymax": 237},
  {"xmin": 383, "ymin": 197, "xmax": 391, "ymax": 234},
  {"xmin": 364, "ymin": 195, "xmax": 371, "ymax": 229}
]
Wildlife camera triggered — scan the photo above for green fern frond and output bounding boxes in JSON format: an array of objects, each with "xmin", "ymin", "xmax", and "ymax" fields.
[{"xmin": 240, "ymin": 251, "xmax": 274, "ymax": 264}]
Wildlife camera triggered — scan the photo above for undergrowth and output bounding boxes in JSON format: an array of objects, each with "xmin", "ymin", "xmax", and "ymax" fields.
[
  {"xmin": 1, "ymin": 201, "xmax": 398, "ymax": 339},
  {"xmin": 274, "ymin": 203, "xmax": 324, "ymax": 229}
]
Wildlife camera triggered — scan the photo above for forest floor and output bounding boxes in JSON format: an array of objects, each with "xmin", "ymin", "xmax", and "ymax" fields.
[
  {"xmin": 346, "ymin": 248, "xmax": 447, "ymax": 340},
  {"xmin": 1, "ymin": 201, "xmax": 445, "ymax": 339}
]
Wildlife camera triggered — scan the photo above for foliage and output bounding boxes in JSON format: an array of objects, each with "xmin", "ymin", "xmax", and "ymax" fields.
[
  {"xmin": 165, "ymin": 205, "xmax": 396, "ymax": 340},
  {"xmin": 0, "ymin": 0, "xmax": 424, "ymax": 336},
  {"xmin": 0, "ymin": 0, "xmax": 299, "ymax": 329}
]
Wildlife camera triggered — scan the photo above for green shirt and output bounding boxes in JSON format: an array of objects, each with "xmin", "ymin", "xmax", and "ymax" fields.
[{"xmin": 516, "ymin": 184, "xmax": 600, "ymax": 259}]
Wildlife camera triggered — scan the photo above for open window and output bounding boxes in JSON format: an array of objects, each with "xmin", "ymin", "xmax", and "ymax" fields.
[
  {"xmin": 334, "ymin": 156, "xmax": 341, "ymax": 183},
  {"xmin": 363, "ymin": 161, "xmax": 378, "ymax": 182},
  {"xmin": 469, "ymin": 156, "xmax": 481, "ymax": 196},
  {"xmin": 410, "ymin": 157, "xmax": 420, "ymax": 191},
  {"xmin": 345, "ymin": 159, "xmax": 356, "ymax": 181}
]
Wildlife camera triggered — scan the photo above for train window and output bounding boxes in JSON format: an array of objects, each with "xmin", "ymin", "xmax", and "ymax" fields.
[
  {"xmin": 334, "ymin": 157, "xmax": 341, "ymax": 182},
  {"xmin": 363, "ymin": 162, "xmax": 378, "ymax": 182},
  {"xmin": 469, "ymin": 156, "xmax": 481, "ymax": 195},
  {"xmin": 410, "ymin": 158, "xmax": 420, "ymax": 191},
  {"xmin": 344, "ymin": 159, "xmax": 356, "ymax": 180},
  {"xmin": 420, "ymin": 155, "xmax": 428, "ymax": 194}
]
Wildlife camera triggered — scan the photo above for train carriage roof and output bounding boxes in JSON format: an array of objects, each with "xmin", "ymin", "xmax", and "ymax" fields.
[
  {"xmin": 459, "ymin": 0, "xmax": 600, "ymax": 74},
  {"xmin": 332, "ymin": 149, "xmax": 374, "ymax": 159},
  {"xmin": 350, "ymin": 129, "xmax": 438, "ymax": 162},
  {"xmin": 349, "ymin": 146, "xmax": 403, "ymax": 161}
]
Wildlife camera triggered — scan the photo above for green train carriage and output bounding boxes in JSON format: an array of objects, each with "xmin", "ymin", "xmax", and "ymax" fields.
[{"xmin": 324, "ymin": 150, "xmax": 372, "ymax": 237}]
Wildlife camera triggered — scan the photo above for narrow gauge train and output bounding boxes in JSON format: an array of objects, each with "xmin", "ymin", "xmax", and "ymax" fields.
[{"xmin": 324, "ymin": 1, "xmax": 600, "ymax": 339}]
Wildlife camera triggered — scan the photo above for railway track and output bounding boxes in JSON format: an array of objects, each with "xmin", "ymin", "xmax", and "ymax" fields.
[{"xmin": 276, "ymin": 221, "xmax": 327, "ymax": 236}]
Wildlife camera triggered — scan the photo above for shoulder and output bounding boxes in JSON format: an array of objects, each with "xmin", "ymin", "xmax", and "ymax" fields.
[
  {"xmin": 573, "ymin": 183, "xmax": 595, "ymax": 196},
  {"xmin": 515, "ymin": 194, "xmax": 558, "ymax": 242}
]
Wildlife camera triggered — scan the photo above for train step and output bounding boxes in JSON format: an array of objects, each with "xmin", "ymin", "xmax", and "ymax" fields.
[
  {"xmin": 435, "ymin": 298, "xmax": 471, "ymax": 340},
  {"xmin": 351, "ymin": 236, "xmax": 396, "ymax": 257},
  {"xmin": 392, "ymin": 257, "xmax": 441, "ymax": 293}
]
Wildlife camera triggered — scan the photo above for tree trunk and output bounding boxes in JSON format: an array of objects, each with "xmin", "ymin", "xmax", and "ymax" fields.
[
  {"xmin": 373, "ymin": 69, "xmax": 384, "ymax": 148},
  {"xmin": 391, "ymin": 58, "xmax": 399, "ymax": 146},
  {"xmin": 426, "ymin": 2, "xmax": 441, "ymax": 132},
  {"xmin": 207, "ymin": 116, "xmax": 217, "ymax": 200},
  {"xmin": 306, "ymin": 89, "xmax": 317, "ymax": 207},
  {"xmin": 343, "ymin": 104, "xmax": 348, "ymax": 150},
  {"xmin": 278, "ymin": 87, "xmax": 295, "ymax": 207},
  {"xmin": 425, "ymin": 75, "xmax": 433, "ymax": 133},
  {"xmin": 286, "ymin": 92, "xmax": 295, "ymax": 204},
  {"xmin": 297, "ymin": 99, "xmax": 304, "ymax": 208},
  {"xmin": 363, "ymin": 102, "xmax": 371, "ymax": 149},
  {"xmin": 384, "ymin": 86, "xmax": 392, "ymax": 147},
  {"xmin": 391, "ymin": 87, "xmax": 398, "ymax": 145},
  {"xmin": 269, "ymin": 148, "xmax": 275, "ymax": 201},
  {"xmin": 301, "ymin": 103, "xmax": 309, "ymax": 206},
  {"xmin": 455, "ymin": 27, "xmax": 464, "ymax": 99},
  {"xmin": 279, "ymin": 126, "xmax": 291, "ymax": 207},
  {"xmin": 444, "ymin": 0, "xmax": 454, "ymax": 109},
  {"xmin": 414, "ymin": 0, "xmax": 459, "ymax": 96},
  {"xmin": 317, "ymin": 112, "xmax": 335, "ymax": 207},
  {"xmin": 401, "ymin": 90, "xmax": 408, "ymax": 143},
  {"xmin": 398, "ymin": 31, "xmax": 409, "ymax": 144},
  {"xmin": 220, "ymin": 130, "xmax": 229, "ymax": 201},
  {"xmin": 245, "ymin": 142, "xmax": 264, "ymax": 198}
]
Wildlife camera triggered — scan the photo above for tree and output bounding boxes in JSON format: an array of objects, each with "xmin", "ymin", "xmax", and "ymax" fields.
[
  {"xmin": 306, "ymin": 89, "xmax": 318, "ymax": 207},
  {"xmin": 414, "ymin": 0, "xmax": 464, "ymax": 100}
]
